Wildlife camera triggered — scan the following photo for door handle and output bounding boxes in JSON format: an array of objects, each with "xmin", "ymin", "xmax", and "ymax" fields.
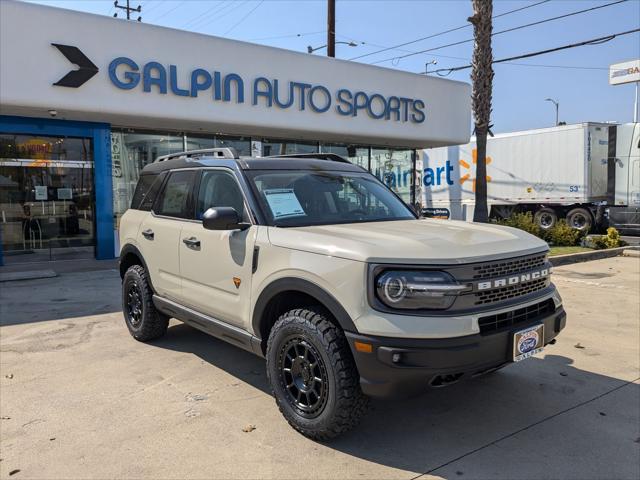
[
  {"xmin": 182, "ymin": 237, "xmax": 201, "ymax": 249},
  {"xmin": 141, "ymin": 229, "xmax": 154, "ymax": 240}
]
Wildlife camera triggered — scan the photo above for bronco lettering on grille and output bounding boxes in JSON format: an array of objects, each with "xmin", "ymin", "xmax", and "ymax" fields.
[{"xmin": 476, "ymin": 268, "xmax": 549, "ymax": 291}]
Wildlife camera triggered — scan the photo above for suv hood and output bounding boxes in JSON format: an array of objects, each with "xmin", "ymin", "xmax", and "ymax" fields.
[{"xmin": 267, "ymin": 219, "xmax": 548, "ymax": 264}]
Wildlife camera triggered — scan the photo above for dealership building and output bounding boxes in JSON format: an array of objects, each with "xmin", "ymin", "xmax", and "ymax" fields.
[{"xmin": 0, "ymin": 0, "xmax": 470, "ymax": 264}]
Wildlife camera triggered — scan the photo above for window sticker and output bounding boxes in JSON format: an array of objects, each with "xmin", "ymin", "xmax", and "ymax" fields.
[{"xmin": 264, "ymin": 188, "xmax": 306, "ymax": 219}]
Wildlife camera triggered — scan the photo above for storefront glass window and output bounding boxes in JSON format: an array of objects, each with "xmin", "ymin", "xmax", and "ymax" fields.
[
  {"xmin": 0, "ymin": 133, "xmax": 95, "ymax": 262},
  {"xmin": 370, "ymin": 148, "xmax": 415, "ymax": 205},
  {"xmin": 186, "ymin": 134, "xmax": 251, "ymax": 156},
  {"xmin": 111, "ymin": 130, "xmax": 184, "ymax": 230},
  {"xmin": 321, "ymin": 143, "xmax": 369, "ymax": 170},
  {"xmin": 261, "ymin": 139, "xmax": 319, "ymax": 156}
]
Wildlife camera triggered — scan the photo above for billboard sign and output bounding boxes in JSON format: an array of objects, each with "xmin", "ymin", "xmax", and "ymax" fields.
[{"xmin": 609, "ymin": 60, "xmax": 640, "ymax": 86}]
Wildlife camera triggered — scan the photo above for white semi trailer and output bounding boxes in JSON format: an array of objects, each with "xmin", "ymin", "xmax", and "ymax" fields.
[{"xmin": 420, "ymin": 122, "xmax": 640, "ymax": 234}]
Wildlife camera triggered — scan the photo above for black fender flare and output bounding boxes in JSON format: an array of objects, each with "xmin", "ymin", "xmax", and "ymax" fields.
[
  {"xmin": 252, "ymin": 277, "xmax": 357, "ymax": 340},
  {"xmin": 119, "ymin": 244, "xmax": 156, "ymax": 293}
]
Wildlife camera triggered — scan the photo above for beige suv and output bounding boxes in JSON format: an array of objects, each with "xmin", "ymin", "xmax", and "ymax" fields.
[{"xmin": 119, "ymin": 148, "xmax": 566, "ymax": 439}]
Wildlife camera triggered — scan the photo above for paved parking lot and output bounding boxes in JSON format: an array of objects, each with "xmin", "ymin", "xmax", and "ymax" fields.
[{"xmin": 1, "ymin": 256, "xmax": 639, "ymax": 480}]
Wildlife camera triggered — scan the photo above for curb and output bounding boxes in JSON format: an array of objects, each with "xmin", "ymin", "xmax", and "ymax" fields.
[
  {"xmin": 550, "ymin": 246, "xmax": 640, "ymax": 267},
  {"xmin": 0, "ymin": 269, "xmax": 58, "ymax": 282}
]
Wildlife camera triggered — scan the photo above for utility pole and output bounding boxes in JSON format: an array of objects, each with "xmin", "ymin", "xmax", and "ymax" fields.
[
  {"xmin": 327, "ymin": 0, "xmax": 335, "ymax": 58},
  {"xmin": 114, "ymin": 0, "xmax": 142, "ymax": 21}
]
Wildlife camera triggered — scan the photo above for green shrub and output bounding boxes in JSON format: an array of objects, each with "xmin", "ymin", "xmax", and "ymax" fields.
[
  {"xmin": 498, "ymin": 212, "xmax": 542, "ymax": 237},
  {"xmin": 591, "ymin": 227, "xmax": 622, "ymax": 250},
  {"xmin": 546, "ymin": 220, "xmax": 584, "ymax": 246}
]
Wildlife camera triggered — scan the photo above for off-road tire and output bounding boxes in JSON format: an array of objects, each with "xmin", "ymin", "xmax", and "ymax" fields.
[
  {"xmin": 266, "ymin": 307, "xmax": 369, "ymax": 440},
  {"xmin": 122, "ymin": 265, "xmax": 169, "ymax": 341},
  {"xmin": 534, "ymin": 207, "xmax": 558, "ymax": 231}
]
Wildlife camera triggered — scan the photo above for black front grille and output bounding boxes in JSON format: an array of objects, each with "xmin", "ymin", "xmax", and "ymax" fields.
[
  {"xmin": 474, "ymin": 278, "xmax": 548, "ymax": 305},
  {"xmin": 472, "ymin": 254, "xmax": 547, "ymax": 280},
  {"xmin": 478, "ymin": 299, "xmax": 555, "ymax": 334}
]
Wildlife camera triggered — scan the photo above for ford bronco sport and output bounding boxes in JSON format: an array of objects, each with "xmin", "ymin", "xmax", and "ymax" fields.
[{"xmin": 119, "ymin": 148, "xmax": 566, "ymax": 439}]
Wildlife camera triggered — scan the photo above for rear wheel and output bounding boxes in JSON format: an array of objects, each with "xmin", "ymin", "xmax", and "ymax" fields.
[
  {"xmin": 122, "ymin": 265, "xmax": 169, "ymax": 341},
  {"xmin": 566, "ymin": 208, "xmax": 592, "ymax": 232},
  {"xmin": 534, "ymin": 207, "xmax": 558, "ymax": 231},
  {"xmin": 266, "ymin": 307, "xmax": 369, "ymax": 440}
]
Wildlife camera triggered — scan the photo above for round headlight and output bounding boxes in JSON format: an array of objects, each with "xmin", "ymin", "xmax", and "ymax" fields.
[
  {"xmin": 382, "ymin": 276, "xmax": 407, "ymax": 303},
  {"xmin": 375, "ymin": 270, "xmax": 465, "ymax": 310}
]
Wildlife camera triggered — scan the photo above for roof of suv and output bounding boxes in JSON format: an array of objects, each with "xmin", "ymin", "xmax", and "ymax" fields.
[{"xmin": 141, "ymin": 149, "xmax": 365, "ymax": 175}]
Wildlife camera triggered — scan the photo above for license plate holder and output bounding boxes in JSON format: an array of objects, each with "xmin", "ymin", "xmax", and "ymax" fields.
[{"xmin": 512, "ymin": 324, "xmax": 544, "ymax": 362}]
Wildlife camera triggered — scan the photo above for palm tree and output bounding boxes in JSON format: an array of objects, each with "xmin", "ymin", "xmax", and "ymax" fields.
[{"xmin": 468, "ymin": 0, "xmax": 494, "ymax": 223}]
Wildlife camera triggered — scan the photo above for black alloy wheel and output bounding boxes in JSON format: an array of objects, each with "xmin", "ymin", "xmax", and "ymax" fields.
[
  {"xmin": 277, "ymin": 336, "xmax": 329, "ymax": 417},
  {"xmin": 126, "ymin": 283, "xmax": 143, "ymax": 327}
]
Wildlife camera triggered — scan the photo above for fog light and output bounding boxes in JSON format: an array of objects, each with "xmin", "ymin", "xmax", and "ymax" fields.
[{"xmin": 392, "ymin": 353, "xmax": 402, "ymax": 363}]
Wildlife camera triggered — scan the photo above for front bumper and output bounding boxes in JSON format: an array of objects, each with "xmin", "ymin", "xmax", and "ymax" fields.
[{"xmin": 346, "ymin": 305, "xmax": 566, "ymax": 398}]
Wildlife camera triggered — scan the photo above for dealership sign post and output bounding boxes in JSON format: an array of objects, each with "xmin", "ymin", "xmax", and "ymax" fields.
[{"xmin": 609, "ymin": 60, "xmax": 640, "ymax": 122}]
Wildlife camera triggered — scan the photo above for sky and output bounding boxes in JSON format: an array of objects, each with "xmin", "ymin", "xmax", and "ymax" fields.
[{"xmin": 25, "ymin": 0, "xmax": 640, "ymax": 134}]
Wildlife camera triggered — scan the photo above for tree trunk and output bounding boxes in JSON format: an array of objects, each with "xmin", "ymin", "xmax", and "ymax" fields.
[{"xmin": 469, "ymin": 0, "xmax": 494, "ymax": 223}]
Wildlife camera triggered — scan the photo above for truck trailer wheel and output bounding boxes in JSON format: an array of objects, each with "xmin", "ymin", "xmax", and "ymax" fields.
[
  {"xmin": 534, "ymin": 208, "xmax": 558, "ymax": 230},
  {"xmin": 266, "ymin": 307, "xmax": 369, "ymax": 440},
  {"xmin": 566, "ymin": 208, "xmax": 592, "ymax": 232}
]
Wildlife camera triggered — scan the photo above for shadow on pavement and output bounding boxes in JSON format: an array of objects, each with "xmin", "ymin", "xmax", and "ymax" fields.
[
  {"xmin": 0, "ymin": 270, "xmax": 121, "ymax": 326},
  {"xmin": 154, "ymin": 323, "xmax": 639, "ymax": 479}
]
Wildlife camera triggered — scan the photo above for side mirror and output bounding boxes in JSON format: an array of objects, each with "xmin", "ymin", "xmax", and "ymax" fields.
[{"xmin": 202, "ymin": 207, "xmax": 250, "ymax": 231}]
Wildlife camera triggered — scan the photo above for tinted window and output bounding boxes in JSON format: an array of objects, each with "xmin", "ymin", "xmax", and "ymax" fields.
[
  {"xmin": 196, "ymin": 170, "xmax": 246, "ymax": 220},
  {"xmin": 155, "ymin": 170, "xmax": 195, "ymax": 218},
  {"xmin": 131, "ymin": 172, "xmax": 165, "ymax": 210}
]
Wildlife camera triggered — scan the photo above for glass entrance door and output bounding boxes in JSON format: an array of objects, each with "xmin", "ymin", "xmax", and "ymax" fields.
[{"xmin": 0, "ymin": 134, "xmax": 95, "ymax": 263}]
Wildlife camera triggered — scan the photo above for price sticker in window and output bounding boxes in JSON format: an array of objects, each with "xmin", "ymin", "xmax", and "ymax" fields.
[{"xmin": 264, "ymin": 189, "xmax": 306, "ymax": 219}]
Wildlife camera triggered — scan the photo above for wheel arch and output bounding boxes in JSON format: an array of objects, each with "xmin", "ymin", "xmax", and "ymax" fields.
[
  {"xmin": 119, "ymin": 244, "xmax": 156, "ymax": 293},
  {"xmin": 252, "ymin": 277, "xmax": 357, "ymax": 354}
]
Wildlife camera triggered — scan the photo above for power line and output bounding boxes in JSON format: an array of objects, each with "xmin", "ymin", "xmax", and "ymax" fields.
[
  {"xmin": 188, "ymin": 0, "xmax": 250, "ymax": 31},
  {"xmin": 181, "ymin": 1, "xmax": 232, "ymax": 29},
  {"xmin": 224, "ymin": 0, "xmax": 265, "ymax": 35},
  {"xmin": 249, "ymin": 30, "xmax": 325, "ymax": 42},
  {"xmin": 429, "ymin": 28, "xmax": 640, "ymax": 76},
  {"xmin": 368, "ymin": 0, "xmax": 628, "ymax": 66},
  {"xmin": 348, "ymin": 0, "xmax": 551, "ymax": 61},
  {"xmin": 151, "ymin": 0, "xmax": 188, "ymax": 22}
]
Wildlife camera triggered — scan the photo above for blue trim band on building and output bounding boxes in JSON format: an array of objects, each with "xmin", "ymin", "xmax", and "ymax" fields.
[{"xmin": 0, "ymin": 115, "xmax": 115, "ymax": 260}]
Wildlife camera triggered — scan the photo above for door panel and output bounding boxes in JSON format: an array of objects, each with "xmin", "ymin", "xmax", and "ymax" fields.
[
  {"xmin": 138, "ymin": 215, "xmax": 184, "ymax": 300},
  {"xmin": 139, "ymin": 169, "xmax": 196, "ymax": 301},
  {"xmin": 180, "ymin": 223, "xmax": 256, "ymax": 327},
  {"xmin": 179, "ymin": 168, "xmax": 255, "ymax": 328}
]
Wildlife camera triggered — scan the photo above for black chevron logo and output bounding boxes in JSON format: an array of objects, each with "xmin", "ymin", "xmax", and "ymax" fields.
[{"xmin": 52, "ymin": 44, "xmax": 99, "ymax": 88}]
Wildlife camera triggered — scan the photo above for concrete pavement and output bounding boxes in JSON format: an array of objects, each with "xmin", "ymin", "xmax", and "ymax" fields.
[{"xmin": 0, "ymin": 256, "xmax": 638, "ymax": 479}]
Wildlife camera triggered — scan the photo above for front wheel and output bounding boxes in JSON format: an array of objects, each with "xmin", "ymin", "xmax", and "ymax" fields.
[{"xmin": 266, "ymin": 308, "xmax": 369, "ymax": 440}]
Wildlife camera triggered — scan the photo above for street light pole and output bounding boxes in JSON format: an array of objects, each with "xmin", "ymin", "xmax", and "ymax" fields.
[
  {"xmin": 545, "ymin": 98, "xmax": 559, "ymax": 126},
  {"xmin": 327, "ymin": 0, "xmax": 335, "ymax": 58},
  {"xmin": 424, "ymin": 60, "xmax": 438, "ymax": 75},
  {"xmin": 307, "ymin": 41, "xmax": 358, "ymax": 54}
]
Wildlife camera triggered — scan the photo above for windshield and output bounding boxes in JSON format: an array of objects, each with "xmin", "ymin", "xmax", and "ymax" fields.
[{"xmin": 246, "ymin": 170, "xmax": 416, "ymax": 227}]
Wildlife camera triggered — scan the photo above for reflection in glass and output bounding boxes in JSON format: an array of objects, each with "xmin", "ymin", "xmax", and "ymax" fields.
[
  {"xmin": 0, "ymin": 133, "xmax": 95, "ymax": 261},
  {"xmin": 370, "ymin": 148, "xmax": 414, "ymax": 204}
]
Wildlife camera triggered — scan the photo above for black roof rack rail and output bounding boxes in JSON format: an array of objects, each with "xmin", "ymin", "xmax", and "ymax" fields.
[
  {"xmin": 154, "ymin": 147, "xmax": 239, "ymax": 163},
  {"xmin": 263, "ymin": 153, "xmax": 351, "ymax": 163}
]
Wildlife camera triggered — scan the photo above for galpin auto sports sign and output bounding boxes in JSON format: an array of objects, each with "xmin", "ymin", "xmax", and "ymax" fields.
[
  {"xmin": 609, "ymin": 59, "xmax": 640, "ymax": 86},
  {"xmin": 52, "ymin": 43, "xmax": 427, "ymax": 124}
]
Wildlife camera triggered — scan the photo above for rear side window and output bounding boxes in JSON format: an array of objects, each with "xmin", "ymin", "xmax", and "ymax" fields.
[
  {"xmin": 131, "ymin": 173, "xmax": 165, "ymax": 211},
  {"xmin": 155, "ymin": 170, "xmax": 196, "ymax": 218}
]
